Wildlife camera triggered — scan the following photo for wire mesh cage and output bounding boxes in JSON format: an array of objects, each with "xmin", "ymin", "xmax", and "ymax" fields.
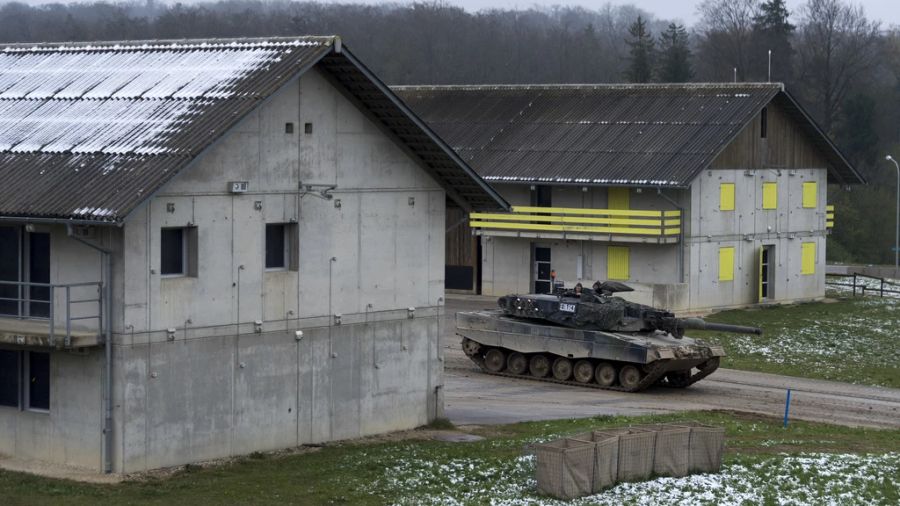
[{"xmin": 533, "ymin": 437, "xmax": 596, "ymax": 499}]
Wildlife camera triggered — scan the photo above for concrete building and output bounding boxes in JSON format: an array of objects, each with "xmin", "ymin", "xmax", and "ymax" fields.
[
  {"xmin": 0, "ymin": 37, "xmax": 504, "ymax": 473},
  {"xmin": 395, "ymin": 84, "xmax": 865, "ymax": 312}
]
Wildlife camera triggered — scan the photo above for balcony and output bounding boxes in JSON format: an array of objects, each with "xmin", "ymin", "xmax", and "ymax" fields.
[
  {"xmin": 469, "ymin": 206, "xmax": 682, "ymax": 244},
  {"xmin": 0, "ymin": 281, "xmax": 104, "ymax": 348}
]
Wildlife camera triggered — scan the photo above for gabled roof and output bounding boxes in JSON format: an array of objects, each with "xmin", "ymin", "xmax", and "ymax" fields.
[
  {"xmin": 393, "ymin": 83, "xmax": 865, "ymax": 187},
  {"xmin": 0, "ymin": 37, "xmax": 506, "ymax": 223}
]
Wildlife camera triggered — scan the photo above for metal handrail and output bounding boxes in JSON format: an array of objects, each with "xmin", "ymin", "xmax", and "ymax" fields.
[{"xmin": 0, "ymin": 280, "xmax": 103, "ymax": 347}]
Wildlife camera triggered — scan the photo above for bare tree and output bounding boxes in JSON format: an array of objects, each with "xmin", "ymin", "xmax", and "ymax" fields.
[
  {"xmin": 795, "ymin": 0, "xmax": 880, "ymax": 133},
  {"xmin": 694, "ymin": 0, "xmax": 759, "ymax": 81}
]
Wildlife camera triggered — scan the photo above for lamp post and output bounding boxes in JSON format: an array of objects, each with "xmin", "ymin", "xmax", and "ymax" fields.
[{"xmin": 886, "ymin": 155, "xmax": 900, "ymax": 271}]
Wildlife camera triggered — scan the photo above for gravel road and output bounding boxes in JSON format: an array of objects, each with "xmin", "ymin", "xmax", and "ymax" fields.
[{"xmin": 441, "ymin": 296, "xmax": 900, "ymax": 428}]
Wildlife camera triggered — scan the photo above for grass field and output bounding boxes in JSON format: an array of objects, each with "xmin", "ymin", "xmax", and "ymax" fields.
[
  {"xmin": 1, "ymin": 411, "xmax": 898, "ymax": 505},
  {"xmin": 694, "ymin": 293, "xmax": 900, "ymax": 388}
]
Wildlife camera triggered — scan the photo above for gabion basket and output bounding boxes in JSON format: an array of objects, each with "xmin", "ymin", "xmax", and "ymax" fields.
[
  {"xmin": 571, "ymin": 431, "xmax": 620, "ymax": 492},
  {"xmin": 534, "ymin": 438, "xmax": 596, "ymax": 499},
  {"xmin": 674, "ymin": 421, "xmax": 726, "ymax": 473},
  {"xmin": 631, "ymin": 423, "xmax": 691, "ymax": 477}
]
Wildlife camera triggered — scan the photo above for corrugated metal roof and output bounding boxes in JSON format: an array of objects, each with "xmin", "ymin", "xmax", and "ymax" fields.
[
  {"xmin": 0, "ymin": 37, "xmax": 506, "ymax": 222},
  {"xmin": 393, "ymin": 84, "xmax": 864, "ymax": 187}
]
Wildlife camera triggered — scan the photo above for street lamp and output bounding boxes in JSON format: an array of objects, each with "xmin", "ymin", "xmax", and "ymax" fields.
[{"xmin": 886, "ymin": 155, "xmax": 900, "ymax": 270}]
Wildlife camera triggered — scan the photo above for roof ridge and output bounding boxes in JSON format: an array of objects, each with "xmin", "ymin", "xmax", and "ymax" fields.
[{"xmin": 1, "ymin": 36, "xmax": 337, "ymax": 53}]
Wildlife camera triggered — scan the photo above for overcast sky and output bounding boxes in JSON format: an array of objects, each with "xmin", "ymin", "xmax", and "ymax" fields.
[{"xmin": 8, "ymin": 0, "xmax": 900, "ymax": 27}]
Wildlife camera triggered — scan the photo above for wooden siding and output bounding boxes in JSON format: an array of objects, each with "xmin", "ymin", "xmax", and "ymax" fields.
[
  {"xmin": 712, "ymin": 101, "xmax": 829, "ymax": 170},
  {"xmin": 446, "ymin": 206, "xmax": 478, "ymax": 291}
]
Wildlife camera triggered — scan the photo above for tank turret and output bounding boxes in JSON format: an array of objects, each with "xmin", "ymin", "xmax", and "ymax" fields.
[{"xmin": 497, "ymin": 281, "xmax": 761, "ymax": 339}]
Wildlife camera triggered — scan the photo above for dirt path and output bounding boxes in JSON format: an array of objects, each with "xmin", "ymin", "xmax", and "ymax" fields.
[{"xmin": 441, "ymin": 296, "xmax": 900, "ymax": 428}]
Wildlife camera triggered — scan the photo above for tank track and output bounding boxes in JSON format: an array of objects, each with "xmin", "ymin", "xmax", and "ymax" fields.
[{"xmin": 462, "ymin": 339, "xmax": 720, "ymax": 393}]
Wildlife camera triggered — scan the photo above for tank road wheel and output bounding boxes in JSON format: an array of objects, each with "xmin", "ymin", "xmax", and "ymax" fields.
[
  {"xmin": 507, "ymin": 352, "xmax": 528, "ymax": 375},
  {"xmin": 618, "ymin": 365, "xmax": 643, "ymax": 391},
  {"xmin": 552, "ymin": 357, "xmax": 573, "ymax": 381},
  {"xmin": 573, "ymin": 360, "xmax": 594, "ymax": 383},
  {"xmin": 461, "ymin": 338, "xmax": 481, "ymax": 357},
  {"xmin": 666, "ymin": 370, "xmax": 693, "ymax": 388},
  {"xmin": 484, "ymin": 349, "xmax": 507, "ymax": 373},
  {"xmin": 594, "ymin": 362, "xmax": 617, "ymax": 387},
  {"xmin": 529, "ymin": 355, "xmax": 551, "ymax": 378}
]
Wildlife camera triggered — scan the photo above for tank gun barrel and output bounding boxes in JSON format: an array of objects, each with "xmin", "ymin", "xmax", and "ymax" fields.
[{"xmin": 677, "ymin": 318, "xmax": 762, "ymax": 335}]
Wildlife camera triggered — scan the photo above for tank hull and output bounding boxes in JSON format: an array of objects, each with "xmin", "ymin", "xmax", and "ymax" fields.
[{"xmin": 457, "ymin": 310, "xmax": 725, "ymax": 392}]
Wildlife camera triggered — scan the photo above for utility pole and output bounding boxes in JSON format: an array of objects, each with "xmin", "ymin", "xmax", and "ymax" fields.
[{"xmin": 886, "ymin": 155, "xmax": 900, "ymax": 271}]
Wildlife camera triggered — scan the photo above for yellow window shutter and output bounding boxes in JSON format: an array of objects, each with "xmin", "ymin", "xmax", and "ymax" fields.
[
  {"xmin": 608, "ymin": 187, "xmax": 630, "ymax": 210},
  {"xmin": 607, "ymin": 246, "xmax": 630, "ymax": 280},
  {"xmin": 719, "ymin": 246, "xmax": 735, "ymax": 281},
  {"xmin": 762, "ymin": 182, "xmax": 777, "ymax": 209},
  {"xmin": 802, "ymin": 182, "xmax": 817, "ymax": 209},
  {"xmin": 801, "ymin": 242, "xmax": 816, "ymax": 275},
  {"xmin": 720, "ymin": 183, "xmax": 735, "ymax": 211}
]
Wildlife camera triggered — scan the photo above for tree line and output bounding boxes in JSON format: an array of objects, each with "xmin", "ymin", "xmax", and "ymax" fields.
[{"xmin": 0, "ymin": 0, "xmax": 897, "ymax": 265}]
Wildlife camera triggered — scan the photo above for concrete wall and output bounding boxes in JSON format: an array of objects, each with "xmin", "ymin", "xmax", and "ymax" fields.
[
  {"xmin": 685, "ymin": 168, "xmax": 828, "ymax": 311},
  {"xmin": 107, "ymin": 66, "xmax": 447, "ymax": 472}
]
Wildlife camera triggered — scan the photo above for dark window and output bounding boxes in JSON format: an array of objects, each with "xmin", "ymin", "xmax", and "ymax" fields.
[
  {"xmin": 0, "ymin": 226, "xmax": 19, "ymax": 317},
  {"xmin": 0, "ymin": 350, "xmax": 19, "ymax": 408},
  {"xmin": 161, "ymin": 228, "xmax": 185, "ymax": 275},
  {"xmin": 28, "ymin": 352, "xmax": 49, "ymax": 411},
  {"xmin": 266, "ymin": 224, "xmax": 287, "ymax": 269},
  {"xmin": 29, "ymin": 233, "xmax": 50, "ymax": 318},
  {"xmin": 285, "ymin": 122, "xmax": 294, "ymax": 134},
  {"xmin": 533, "ymin": 186, "xmax": 552, "ymax": 207},
  {"xmin": 304, "ymin": 123, "xmax": 313, "ymax": 134},
  {"xmin": 760, "ymin": 107, "xmax": 768, "ymax": 139}
]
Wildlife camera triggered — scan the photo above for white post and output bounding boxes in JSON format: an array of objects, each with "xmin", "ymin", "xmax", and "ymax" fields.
[{"xmin": 887, "ymin": 155, "xmax": 900, "ymax": 272}]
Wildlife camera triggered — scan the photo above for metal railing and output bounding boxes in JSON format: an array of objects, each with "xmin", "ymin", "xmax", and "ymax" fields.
[
  {"xmin": 826, "ymin": 204, "xmax": 834, "ymax": 229},
  {"xmin": 469, "ymin": 206, "xmax": 681, "ymax": 237},
  {"xmin": 825, "ymin": 273, "xmax": 900, "ymax": 298},
  {"xmin": 0, "ymin": 280, "xmax": 103, "ymax": 347}
]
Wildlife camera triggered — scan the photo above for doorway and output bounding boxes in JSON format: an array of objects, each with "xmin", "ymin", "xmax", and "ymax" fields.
[
  {"xmin": 0, "ymin": 226, "xmax": 50, "ymax": 318},
  {"xmin": 759, "ymin": 245, "xmax": 775, "ymax": 302},
  {"xmin": 533, "ymin": 246, "xmax": 552, "ymax": 293}
]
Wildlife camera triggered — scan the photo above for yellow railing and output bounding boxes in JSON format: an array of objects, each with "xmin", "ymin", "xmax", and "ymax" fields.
[
  {"xmin": 826, "ymin": 205, "xmax": 834, "ymax": 229},
  {"xmin": 470, "ymin": 206, "xmax": 681, "ymax": 236}
]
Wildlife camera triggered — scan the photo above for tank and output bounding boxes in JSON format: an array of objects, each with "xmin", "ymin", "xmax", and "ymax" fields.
[{"xmin": 456, "ymin": 282, "xmax": 762, "ymax": 392}]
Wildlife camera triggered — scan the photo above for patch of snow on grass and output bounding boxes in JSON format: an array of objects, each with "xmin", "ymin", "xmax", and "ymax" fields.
[{"xmin": 379, "ymin": 451, "xmax": 899, "ymax": 505}]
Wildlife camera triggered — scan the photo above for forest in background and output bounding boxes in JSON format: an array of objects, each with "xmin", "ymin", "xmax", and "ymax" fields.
[{"xmin": 0, "ymin": 0, "xmax": 898, "ymax": 265}]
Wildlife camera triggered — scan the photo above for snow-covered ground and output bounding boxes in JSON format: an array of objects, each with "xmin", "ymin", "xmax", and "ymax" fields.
[{"xmin": 380, "ymin": 450, "xmax": 899, "ymax": 505}]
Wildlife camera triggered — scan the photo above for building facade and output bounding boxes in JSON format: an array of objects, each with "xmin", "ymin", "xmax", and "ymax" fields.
[
  {"xmin": 0, "ymin": 37, "xmax": 504, "ymax": 473},
  {"xmin": 395, "ymin": 84, "xmax": 863, "ymax": 313}
]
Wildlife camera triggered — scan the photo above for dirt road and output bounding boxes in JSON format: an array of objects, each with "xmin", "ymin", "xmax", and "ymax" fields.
[{"xmin": 441, "ymin": 296, "xmax": 900, "ymax": 428}]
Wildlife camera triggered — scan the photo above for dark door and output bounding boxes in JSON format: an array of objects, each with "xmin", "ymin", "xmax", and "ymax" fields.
[
  {"xmin": 534, "ymin": 246, "xmax": 552, "ymax": 294},
  {"xmin": 0, "ymin": 226, "xmax": 20, "ymax": 316},
  {"xmin": 28, "ymin": 233, "xmax": 50, "ymax": 317}
]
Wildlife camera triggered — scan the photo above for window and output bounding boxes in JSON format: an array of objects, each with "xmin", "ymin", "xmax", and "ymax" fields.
[
  {"xmin": 802, "ymin": 182, "xmax": 817, "ymax": 209},
  {"xmin": 0, "ymin": 350, "xmax": 19, "ymax": 408},
  {"xmin": 0, "ymin": 350, "xmax": 49, "ymax": 411},
  {"xmin": 265, "ymin": 223, "xmax": 298, "ymax": 271},
  {"xmin": 719, "ymin": 246, "xmax": 735, "ymax": 282},
  {"xmin": 760, "ymin": 107, "xmax": 768, "ymax": 139},
  {"xmin": 607, "ymin": 246, "xmax": 630, "ymax": 280},
  {"xmin": 27, "ymin": 352, "xmax": 49, "ymax": 411},
  {"xmin": 762, "ymin": 182, "xmax": 777, "ymax": 210},
  {"xmin": 532, "ymin": 186, "xmax": 552, "ymax": 207},
  {"xmin": 160, "ymin": 227, "xmax": 197, "ymax": 277},
  {"xmin": 266, "ymin": 224, "xmax": 287, "ymax": 269},
  {"xmin": 801, "ymin": 242, "xmax": 816, "ymax": 275},
  {"xmin": 720, "ymin": 183, "xmax": 735, "ymax": 211}
]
